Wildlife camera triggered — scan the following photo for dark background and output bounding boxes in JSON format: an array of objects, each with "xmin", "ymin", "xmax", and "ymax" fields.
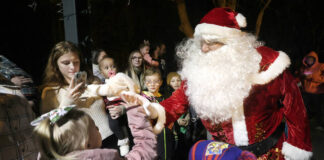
[{"xmin": 1, "ymin": 0, "xmax": 323, "ymax": 85}]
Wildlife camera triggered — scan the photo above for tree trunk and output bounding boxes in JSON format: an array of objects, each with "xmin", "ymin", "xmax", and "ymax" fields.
[
  {"xmin": 255, "ymin": 0, "xmax": 272, "ymax": 37},
  {"xmin": 217, "ymin": 0, "xmax": 226, "ymax": 7},
  {"xmin": 175, "ymin": 0, "xmax": 194, "ymax": 38},
  {"xmin": 227, "ymin": 0, "xmax": 237, "ymax": 10}
]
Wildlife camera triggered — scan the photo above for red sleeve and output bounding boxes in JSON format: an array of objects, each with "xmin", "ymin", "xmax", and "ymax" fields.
[
  {"xmin": 160, "ymin": 81, "xmax": 190, "ymax": 125},
  {"xmin": 281, "ymin": 70, "xmax": 312, "ymax": 151}
]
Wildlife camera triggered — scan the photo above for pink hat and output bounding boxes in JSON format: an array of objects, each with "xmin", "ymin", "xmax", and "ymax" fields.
[{"xmin": 194, "ymin": 8, "xmax": 247, "ymax": 41}]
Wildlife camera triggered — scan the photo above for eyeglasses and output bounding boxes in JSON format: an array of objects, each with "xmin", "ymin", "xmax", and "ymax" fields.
[
  {"xmin": 131, "ymin": 56, "xmax": 143, "ymax": 60},
  {"xmin": 145, "ymin": 80, "xmax": 161, "ymax": 85}
]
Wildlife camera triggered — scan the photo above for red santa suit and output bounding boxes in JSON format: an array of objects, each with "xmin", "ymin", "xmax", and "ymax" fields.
[{"xmin": 160, "ymin": 8, "xmax": 312, "ymax": 160}]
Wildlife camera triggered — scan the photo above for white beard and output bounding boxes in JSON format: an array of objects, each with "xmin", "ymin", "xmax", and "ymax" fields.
[{"xmin": 178, "ymin": 39, "xmax": 261, "ymax": 124}]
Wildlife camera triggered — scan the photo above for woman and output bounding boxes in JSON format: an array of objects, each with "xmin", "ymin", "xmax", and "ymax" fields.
[
  {"xmin": 40, "ymin": 41, "xmax": 117, "ymax": 149},
  {"xmin": 125, "ymin": 50, "xmax": 146, "ymax": 91}
]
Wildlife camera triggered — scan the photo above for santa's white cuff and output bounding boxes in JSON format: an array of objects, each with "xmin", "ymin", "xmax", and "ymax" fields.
[{"xmin": 282, "ymin": 142, "xmax": 312, "ymax": 160}]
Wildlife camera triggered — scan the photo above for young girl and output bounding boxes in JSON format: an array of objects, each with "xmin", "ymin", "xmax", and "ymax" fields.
[
  {"xmin": 99, "ymin": 56, "xmax": 130, "ymax": 156},
  {"xmin": 141, "ymin": 68, "xmax": 173, "ymax": 160},
  {"xmin": 139, "ymin": 40, "xmax": 159, "ymax": 68},
  {"xmin": 165, "ymin": 72, "xmax": 191, "ymax": 159},
  {"xmin": 32, "ymin": 103, "xmax": 157, "ymax": 160},
  {"xmin": 40, "ymin": 41, "xmax": 117, "ymax": 149}
]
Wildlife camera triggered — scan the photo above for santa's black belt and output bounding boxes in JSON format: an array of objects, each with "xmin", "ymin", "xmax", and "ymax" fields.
[{"xmin": 238, "ymin": 123, "xmax": 285, "ymax": 157}]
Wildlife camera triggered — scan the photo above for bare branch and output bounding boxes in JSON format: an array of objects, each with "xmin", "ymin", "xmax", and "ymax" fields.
[{"xmin": 255, "ymin": 0, "xmax": 272, "ymax": 37}]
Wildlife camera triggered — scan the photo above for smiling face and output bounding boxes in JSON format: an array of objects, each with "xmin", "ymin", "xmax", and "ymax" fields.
[
  {"xmin": 169, "ymin": 75, "xmax": 181, "ymax": 90},
  {"xmin": 99, "ymin": 57, "xmax": 117, "ymax": 79},
  {"xmin": 145, "ymin": 73, "xmax": 162, "ymax": 94},
  {"xmin": 57, "ymin": 52, "xmax": 80, "ymax": 84}
]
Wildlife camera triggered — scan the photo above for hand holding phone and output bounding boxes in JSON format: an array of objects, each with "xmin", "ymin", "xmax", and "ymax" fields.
[{"xmin": 74, "ymin": 71, "xmax": 87, "ymax": 89}]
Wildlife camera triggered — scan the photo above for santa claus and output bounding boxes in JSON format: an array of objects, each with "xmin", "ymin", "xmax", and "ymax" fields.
[{"xmin": 159, "ymin": 7, "xmax": 312, "ymax": 160}]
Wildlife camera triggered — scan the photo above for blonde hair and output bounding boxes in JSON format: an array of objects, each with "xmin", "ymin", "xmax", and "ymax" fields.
[
  {"xmin": 166, "ymin": 72, "xmax": 181, "ymax": 85},
  {"xmin": 144, "ymin": 67, "xmax": 162, "ymax": 81},
  {"xmin": 125, "ymin": 50, "xmax": 146, "ymax": 90},
  {"xmin": 34, "ymin": 109, "xmax": 91, "ymax": 160}
]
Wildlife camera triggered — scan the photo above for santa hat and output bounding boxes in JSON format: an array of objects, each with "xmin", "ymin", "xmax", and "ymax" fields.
[
  {"xmin": 194, "ymin": 8, "xmax": 247, "ymax": 42},
  {"xmin": 189, "ymin": 140, "xmax": 257, "ymax": 160}
]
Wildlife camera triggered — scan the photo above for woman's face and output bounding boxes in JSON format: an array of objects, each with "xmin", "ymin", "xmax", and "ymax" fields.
[
  {"xmin": 57, "ymin": 52, "xmax": 80, "ymax": 84},
  {"xmin": 170, "ymin": 76, "xmax": 181, "ymax": 90},
  {"xmin": 131, "ymin": 52, "xmax": 143, "ymax": 68},
  {"xmin": 140, "ymin": 46, "xmax": 150, "ymax": 55},
  {"xmin": 87, "ymin": 118, "xmax": 102, "ymax": 149}
]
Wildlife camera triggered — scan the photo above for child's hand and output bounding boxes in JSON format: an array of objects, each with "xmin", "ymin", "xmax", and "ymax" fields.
[
  {"xmin": 87, "ymin": 73, "xmax": 140, "ymax": 97},
  {"xmin": 120, "ymin": 91, "xmax": 166, "ymax": 134},
  {"xmin": 108, "ymin": 105, "xmax": 125, "ymax": 119}
]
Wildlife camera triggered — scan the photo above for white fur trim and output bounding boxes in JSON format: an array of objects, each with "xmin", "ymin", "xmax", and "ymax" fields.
[
  {"xmin": 232, "ymin": 105, "xmax": 249, "ymax": 146},
  {"xmin": 194, "ymin": 23, "xmax": 243, "ymax": 41},
  {"xmin": 235, "ymin": 13, "xmax": 247, "ymax": 28},
  {"xmin": 251, "ymin": 51, "xmax": 291, "ymax": 85},
  {"xmin": 150, "ymin": 103, "xmax": 166, "ymax": 134},
  {"xmin": 282, "ymin": 142, "xmax": 312, "ymax": 160}
]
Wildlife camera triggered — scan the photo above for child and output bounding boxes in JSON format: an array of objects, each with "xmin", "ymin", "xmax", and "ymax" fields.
[
  {"xmin": 164, "ymin": 72, "xmax": 182, "ymax": 98},
  {"xmin": 32, "ymin": 104, "xmax": 157, "ymax": 160},
  {"xmin": 139, "ymin": 40, "xmax": 159, "ymax": 68},
  {"xmin": 98, "ymin": 56, "xmax": 130, "ymax": 156},
  {"xmin": 141, "ymin": 68, "xmax": 164, "ymax": 102},
  {"xmin": 164, "ymin": 72, "xmax": 191, "ymax": 159},
  {"xmin": 141, "ymin": 68, "xmax": 173, "ymax": 160}
]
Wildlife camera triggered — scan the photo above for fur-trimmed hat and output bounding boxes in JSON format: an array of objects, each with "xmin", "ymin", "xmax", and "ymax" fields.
[
  {"xmin": 189, "ymin": 140, "xmax": 257, "ymax": 160},
  {"xmin": 194, "ymin": 8, "xmax": 247, "ymax": 42}
]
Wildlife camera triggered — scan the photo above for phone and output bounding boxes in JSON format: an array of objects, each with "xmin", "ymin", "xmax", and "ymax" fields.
[{"xmin": 74, "ymin": 71, "xmax": 87, "ymax": 87}]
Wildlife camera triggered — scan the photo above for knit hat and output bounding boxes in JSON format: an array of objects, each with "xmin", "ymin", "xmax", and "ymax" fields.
[
  {"xmin": 189, "ymin": 140, "xmax": 257, "ymax": 160},
  {"xmin": 194, "ymin": 8, "xmax": 247, "ymax": 42}
]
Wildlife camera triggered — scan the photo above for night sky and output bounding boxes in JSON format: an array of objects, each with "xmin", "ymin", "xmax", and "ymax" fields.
[{"xmin": 1, "ymin": 0, "xmax": 323, "ymax": 85}]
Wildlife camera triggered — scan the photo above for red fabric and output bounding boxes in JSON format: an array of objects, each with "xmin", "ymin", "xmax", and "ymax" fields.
[
  {"xmin": 199, "ymin": 8, "xmax": 240, "ymax": 29},
  {"xmin": 256, "ymin": 46, "xmax": 279, "ymax": 71},
  {"xmin": 160, "ymin": 81, "xmax": 190, "ymax": 125},
  {"xmin": 160, "ymin": 47, "xmax": 312, "ymax": 158}
]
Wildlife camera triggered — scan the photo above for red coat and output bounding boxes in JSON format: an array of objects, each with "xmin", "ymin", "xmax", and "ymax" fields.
[{"xmin": 160, "ymin": 46, "xmax": 312, "ymax": 160}]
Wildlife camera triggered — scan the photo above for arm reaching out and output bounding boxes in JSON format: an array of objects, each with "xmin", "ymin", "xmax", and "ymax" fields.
[
  {"xmin": 86, "ymin": 73, "xmax": 140, "ymax": 97},
  {"xmin": 120, "ymin": 91, "xmax": 166, "ymax": 134}
]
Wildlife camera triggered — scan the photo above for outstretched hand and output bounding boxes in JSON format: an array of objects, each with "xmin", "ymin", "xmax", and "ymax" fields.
[
  {"xmin": 86, "ymin": 73, "xmax": 140, "ymax": 97},
  {"xmin": 120, "ymin": 91, "xmax": 166, "ymax": 134}
]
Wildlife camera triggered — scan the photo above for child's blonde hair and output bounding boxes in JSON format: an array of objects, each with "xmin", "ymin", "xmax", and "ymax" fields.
[
  {"xmin": 34, "ymin": 109, "xmax": 91, "ymax": 160},
  {"xmin": 166, "ymin": 72, "xmax": 181, "ymax": 85},
  {"xmin": 144, "ymin": 67, "xmax": 162, "ymax": 81}
]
